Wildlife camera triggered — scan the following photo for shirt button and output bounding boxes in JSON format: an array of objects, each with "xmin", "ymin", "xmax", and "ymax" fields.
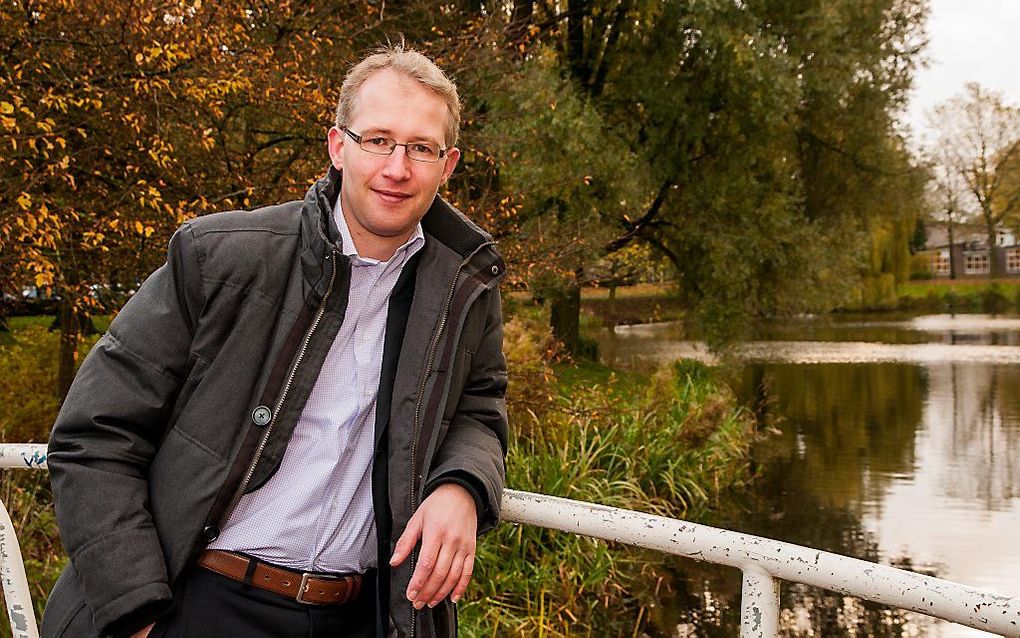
[
  {"xmin": 491, "ymin": 265, "xmax": 500, "ymax": 275},
  {"xmin": 202, "ymin": 524, "xmax": 219, "ymax": 543},
  {"xmin": 251, "ymin": 406, "xmax": 272, "ymax": 426}
]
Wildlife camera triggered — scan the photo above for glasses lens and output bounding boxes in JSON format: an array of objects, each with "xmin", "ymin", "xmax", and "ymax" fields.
[
  {"xmin": 406, "ymin": 143, "xmax": 441, "ymax": 163},
  {"xmin": 359, "ymin": 136, "xmax": 396, "ymax": 155}
]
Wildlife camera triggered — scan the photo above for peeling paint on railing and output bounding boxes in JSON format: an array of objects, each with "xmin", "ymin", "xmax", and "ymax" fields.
[
  {"xmin": 1, "ymin": 488, "xmax": 39, "ymax": 638},
  {"xmin": 1, "ymin": 446, "xmax": 1019, "ymax": 638},
  {"xmin": 0, "ymin": 445, "xmax": 47, "ymax": 470},
  {"xmin": 499, "ymin": 489, "xmax": 1020, "ymax": 637}
]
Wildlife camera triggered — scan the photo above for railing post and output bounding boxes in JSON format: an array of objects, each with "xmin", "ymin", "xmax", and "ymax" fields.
[
  {"xmin": 0, "ymin": 498, "xmax": 40, "ymax": 638},
  {"xmin": 740, "ymin": 565, "xmax": 779, "ymax": 638}
]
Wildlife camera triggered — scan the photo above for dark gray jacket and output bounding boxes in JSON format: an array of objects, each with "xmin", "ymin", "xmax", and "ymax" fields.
[{"xmin": 44, "ymin": 167, "xmax": 508, "ymax": 638}]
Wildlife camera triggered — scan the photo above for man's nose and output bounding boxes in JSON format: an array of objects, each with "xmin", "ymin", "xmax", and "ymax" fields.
[{"xmin": 381, "ymin": 146, "xmax": 412, "ymax": 180}]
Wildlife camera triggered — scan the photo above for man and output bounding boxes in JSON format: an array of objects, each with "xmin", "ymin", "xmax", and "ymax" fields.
[{"xmin": 43, "ymin": 46, "xmax": 508, "ymax": 638}]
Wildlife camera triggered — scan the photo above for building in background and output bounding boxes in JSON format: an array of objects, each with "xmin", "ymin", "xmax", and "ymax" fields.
[{"xmin": 920, "ymin": 223, "xmax": 1020, "ymax": 278}]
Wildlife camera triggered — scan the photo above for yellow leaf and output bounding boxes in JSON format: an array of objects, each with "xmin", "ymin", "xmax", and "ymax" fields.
[
  {"xmin": 135, "ymin": 52, "xmax": 144, "ymax": 64},
  {"xmin": 17, "ymin": 192, "xmax": 31, "ymax": 209},
  {"xmin": 134, "ymin": 221, "xmax": 144, "ymax": 234},
  {"xmin": 35, "ymin": 272, "xmax": 53, "ymax": 287},
  {"xmin": 0, "ymin": 101, "xmax": 13, "ymax": 115}
]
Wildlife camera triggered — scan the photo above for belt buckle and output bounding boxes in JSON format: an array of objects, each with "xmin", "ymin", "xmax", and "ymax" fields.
[{"xmin": 296, "ymin": 572, "xmax": 337, "ymax": 605}]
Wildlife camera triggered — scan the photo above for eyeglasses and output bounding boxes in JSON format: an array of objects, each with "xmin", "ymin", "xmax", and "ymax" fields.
[{"xmin": 342, "ymin": 128, "xmax": 447, "ymax": 164}]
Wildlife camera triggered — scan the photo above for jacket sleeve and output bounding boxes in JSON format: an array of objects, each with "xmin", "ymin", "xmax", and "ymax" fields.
[
  {"xmin": 47, "ymin": 223, "xmax": 204, "ymax": 636},
  {"xmin": 423, "ymin": 288, "xmax": 508, "ymax": 534}
]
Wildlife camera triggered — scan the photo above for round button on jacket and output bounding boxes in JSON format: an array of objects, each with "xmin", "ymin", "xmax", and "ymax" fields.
[
  {"xmin": 251, "ymin": 405, "xmax": 272, "ymax": 427},
  {"xmin": 202, "ymin": 525, "xmax": 219, "ymax": 543}
]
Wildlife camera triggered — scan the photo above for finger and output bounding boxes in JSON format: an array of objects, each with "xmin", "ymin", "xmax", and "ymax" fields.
[
  {"xmin": 407, "ymin": 533, "xmax": 442, "ymax": 603},
  {"xmin": 390, "ymin": 512, "xmax": 423, "ymax": 567},
  {"xmin": 451, "ymin": 553, "xmax": 475, "ymax": 604},
  {"xmin": 413, "ymin": 543, "xmax": 455, "ymax": 608},
  {"xmin": 429, "ymin": 552, "xmax": 465, "ymax": 607}
]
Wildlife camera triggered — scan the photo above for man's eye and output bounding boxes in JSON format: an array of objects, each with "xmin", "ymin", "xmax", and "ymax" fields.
[
  {"xmin": 365, "ymin": 137, "xmax": 391, "ymax": 147},
  {"xmin": 411, "ymin": 143, "xmax": 438, "ymax": 156}
]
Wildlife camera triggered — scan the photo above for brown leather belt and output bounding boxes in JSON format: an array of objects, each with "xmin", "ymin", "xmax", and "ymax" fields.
[{"xmin": 197, "ymin": 550, "xmax": 363, "ymax": 606}]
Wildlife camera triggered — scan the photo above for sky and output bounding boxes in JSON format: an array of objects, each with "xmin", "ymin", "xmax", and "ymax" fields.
[{"xmin": 904, "ymin": 0, "xmax": 1020, "ymax": 145}]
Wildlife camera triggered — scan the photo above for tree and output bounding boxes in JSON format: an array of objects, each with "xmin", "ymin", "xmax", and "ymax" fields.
[
  {"xmin": 0, "ymin": 0, "xmax": 391, "ymax": 398},
  {"xmin": 925, "ymin": 149, "xmax": 974, "ymax": 279},
  {"xmin": 929, "ymin": 83, "xmax": 1020, "ymax": 278},
  {"xmin": 594, "ymin": 0, "xmax": 927, "ymax": 340}
]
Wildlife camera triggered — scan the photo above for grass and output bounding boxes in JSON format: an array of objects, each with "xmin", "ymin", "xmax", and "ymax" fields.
[
  {"xmin": 897, "ymin": 278, "xmax": 1020, "ymax": 297},
  {"xmin": 896, "ymin": 279, "xmax": 1020, "ymax": 313},
  {"xmin": 580, "ymin": 283, "xmax": 675, "ymax": 300}
]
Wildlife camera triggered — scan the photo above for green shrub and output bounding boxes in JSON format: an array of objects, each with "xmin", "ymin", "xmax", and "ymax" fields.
[{"xmin": 980, "ymin": 283, "xmax": 1010, "ymax": 313}]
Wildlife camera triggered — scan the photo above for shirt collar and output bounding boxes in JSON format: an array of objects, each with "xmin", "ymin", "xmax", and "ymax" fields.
[{"xmin": 333, "ymin": 195, "xmax": 425, "ymax": 266}]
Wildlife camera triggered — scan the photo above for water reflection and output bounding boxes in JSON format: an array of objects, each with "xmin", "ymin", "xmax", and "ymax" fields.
[{"xmin": 595, "ymin": 316, "xmax": 1020, "ymax": 637}]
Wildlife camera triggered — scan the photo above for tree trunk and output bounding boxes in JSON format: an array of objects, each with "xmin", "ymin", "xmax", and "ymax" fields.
[
  {"xmin": 566, "ymin": 0, "xmax": 590, "ymax": 86},
  {"xmin": 57, "ymin": 298, "xmax": 82, "ymax": 403},
  {"xmin": 987, "ymin": 226, "xmax": 1000, "ymax": 279},
  {"xmin": 948, "ymin": 224, "xmax": 956, "ymax": 279},
  {"xmin": 607, "ymin": 284, "xmax": 617, "ymax": 326},
  {"xmin": 549, "ymin": 282, "xmax": 581, "ymax": 357}
]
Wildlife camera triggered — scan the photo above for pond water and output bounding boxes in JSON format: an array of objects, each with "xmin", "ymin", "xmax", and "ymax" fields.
[{"xmin": 595, "ymin": 314, "xmax": 1020, "ymax": 637}]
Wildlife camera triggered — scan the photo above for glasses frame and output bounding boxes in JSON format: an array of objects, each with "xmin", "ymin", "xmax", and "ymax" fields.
[{"xmin": 342, "ymin": 128, "xmax": 448, "ymax": 164}]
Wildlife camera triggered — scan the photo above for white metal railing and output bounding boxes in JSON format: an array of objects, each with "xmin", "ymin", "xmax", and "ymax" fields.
[
  {"xmin": 500, "ymin": 490, "xmax": 1020, "ymax": 637},
  {"xmin": 2, "ymin": 445, "xmax": 1019, "ymax": 637},
  {"xmin": 0, "ymin": 445, "xmax": 47, "ymax": 638}
]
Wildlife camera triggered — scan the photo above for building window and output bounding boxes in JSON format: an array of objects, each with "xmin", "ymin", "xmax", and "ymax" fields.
[
  {"xmin": 931, "ymin": 251, "xmax": 951, "ymax": 277},
  {"xmin": 1008, "ymin": 249, "xmax": 1020, "ymax": 274},
  {"xmin": 965, "ymin": 251, "xmax": 989, "ymax": 275}
]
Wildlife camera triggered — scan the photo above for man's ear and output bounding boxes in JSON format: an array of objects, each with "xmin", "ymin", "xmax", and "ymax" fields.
[
  {"xmin": 327, "ymin": 127, "xmax": 345, "ymax": 170},
  {"xmin": 441, "ymin": 147, "xmax": 460, "ymax": 183}
]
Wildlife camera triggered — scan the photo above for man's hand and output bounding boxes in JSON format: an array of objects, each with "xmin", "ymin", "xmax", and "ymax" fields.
[{"xmin": 390, "ymin": 483, "xmax": 477, "ymax": 608}]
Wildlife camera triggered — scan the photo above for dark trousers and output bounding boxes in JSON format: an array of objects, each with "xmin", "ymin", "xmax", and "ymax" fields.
[{"xmin": 150, "ymin": 566, "xmax": 376, "ymax": 637}]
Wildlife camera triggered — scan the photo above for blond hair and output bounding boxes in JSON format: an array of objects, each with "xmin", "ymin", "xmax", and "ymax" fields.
[{"xmin": 335, "ymin": 45, "xmax": 461, "ymax": 147}]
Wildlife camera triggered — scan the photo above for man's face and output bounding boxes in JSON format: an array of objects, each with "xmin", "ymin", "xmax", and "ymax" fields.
[{"xmin": 327, "ymin": 69, "xmax": 459, "ymax": 259}]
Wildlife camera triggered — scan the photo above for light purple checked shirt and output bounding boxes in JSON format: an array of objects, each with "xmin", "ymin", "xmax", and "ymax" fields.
[{"xmin": 209, "ymin": 199, "xmax": 425, "ymax": 573}]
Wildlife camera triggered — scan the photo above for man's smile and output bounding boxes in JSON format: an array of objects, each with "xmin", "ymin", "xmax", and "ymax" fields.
[{"xmin": 373, "ymin": 187, "xmax": 413, "ymax": 203}]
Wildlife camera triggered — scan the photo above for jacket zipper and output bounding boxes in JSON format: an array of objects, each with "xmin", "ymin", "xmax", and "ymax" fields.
[
  {"xmin": 408, "ymin": 242, "xmax": 495, "ymax": 638},
  {"xmin": 221, "ymin": 249, "xmax": 339, "ymax": 523}
]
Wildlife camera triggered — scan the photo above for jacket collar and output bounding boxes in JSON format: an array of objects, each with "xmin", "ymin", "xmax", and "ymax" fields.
[{"xmin": 300, "ymin": 166, "xmax": 503, "ymax": 297}]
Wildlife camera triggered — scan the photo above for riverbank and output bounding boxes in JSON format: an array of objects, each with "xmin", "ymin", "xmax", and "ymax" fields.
[
  {"xmin": 577, "ymin": 280, "xmax": 1020, "ymax": 330},
  {"xmin": 580, "ymin": 283, "xmax": 686, "ymax": 326},
  {"xmin": 894, "ymin": 279, "xmax": 1020, "ymax": 313},
  {"xmin": 0, "ymin": 310, "xmax": 757, "ymax": 636}
]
